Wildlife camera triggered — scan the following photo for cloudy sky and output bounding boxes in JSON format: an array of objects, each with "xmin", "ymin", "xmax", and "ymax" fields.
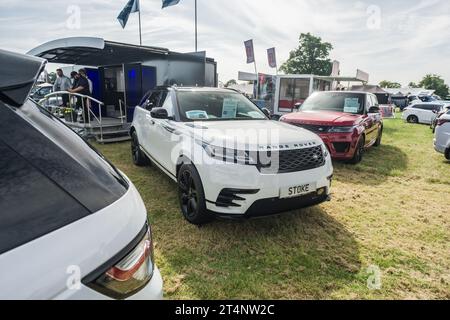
[{"xmin": 1, "ymin": 0, "xmax": 449, "ymax": 86}]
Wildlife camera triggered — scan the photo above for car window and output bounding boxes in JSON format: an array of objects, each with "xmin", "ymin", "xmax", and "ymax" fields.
[
  {"xmin": 143, "ymin": 91, "xmax": 161, "ymax": 111},
  {"xmin": 301, "ymin": 92, "xmax": 365, "ymax": 115},
  {"xmin": 177, "ymin": 91, "xmax": 267, "ymax": 121}
]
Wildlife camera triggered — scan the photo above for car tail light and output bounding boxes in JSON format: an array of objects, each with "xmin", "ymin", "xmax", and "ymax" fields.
[
  {"xmin": 436, "ymin": 118, "xmax": 450, "ymax": 126},
  {"xmin": 86, "ymin": 224, "xmax": 154, "ymax": 299}
]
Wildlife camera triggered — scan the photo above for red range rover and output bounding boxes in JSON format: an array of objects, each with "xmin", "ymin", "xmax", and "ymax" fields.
[{"xmin": 280, "ymin": 91, "xmax": 383, "ymax": 164}]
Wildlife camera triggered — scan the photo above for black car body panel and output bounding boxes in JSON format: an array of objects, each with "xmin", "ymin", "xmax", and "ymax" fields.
[{"xmin": 0, "ymin": 49, "xmax": 129, "ymax": 254}]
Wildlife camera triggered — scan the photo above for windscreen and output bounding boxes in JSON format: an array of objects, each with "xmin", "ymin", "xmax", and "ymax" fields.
[
  {"xmin": 301, "ymin": 92, "xmax": 366, "ymax": 114},
  {"xmin": 177, "ymin": 91, "xmax": 267, "ymax": 121}
]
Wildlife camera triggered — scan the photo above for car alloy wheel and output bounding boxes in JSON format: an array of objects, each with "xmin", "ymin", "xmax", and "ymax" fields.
[
  {"xmin": 177, "ymin": 164, "xmax": 213, "ymax": 225},
  {"xmin": 179, "ymin": 170, "xmax": 198, "ymax": 219},
  {"xmin": 131, "ymin": 131, "xmax": 148, "ymax": 166},
  {"xmin": 407, "ymin": 115, "xmax": 418, "ymax": 123},
  {"xmin": 349, "ymin": 138, "xmax": 364, "ymax": 164}
]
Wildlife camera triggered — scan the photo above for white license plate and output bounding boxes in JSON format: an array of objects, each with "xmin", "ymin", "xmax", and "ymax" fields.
[{"xmin": 280, "ymin": 183, "xmax": 316, "ymax": 199}]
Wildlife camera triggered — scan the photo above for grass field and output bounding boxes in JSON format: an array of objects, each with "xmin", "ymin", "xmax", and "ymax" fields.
[{"xmin": 95, "ymin": 115, "xmax": 450, "ymax": 299}]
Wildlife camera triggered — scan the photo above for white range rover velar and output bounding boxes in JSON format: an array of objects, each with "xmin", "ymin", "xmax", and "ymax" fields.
[{"xmin": 131, "ymin": 87, "xmax": 333, "ymax": 225}]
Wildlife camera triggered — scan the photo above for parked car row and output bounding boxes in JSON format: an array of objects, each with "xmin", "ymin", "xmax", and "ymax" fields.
[{"xmin": 400, "ymin": 99, "xmax": 450, "ymax": 160}]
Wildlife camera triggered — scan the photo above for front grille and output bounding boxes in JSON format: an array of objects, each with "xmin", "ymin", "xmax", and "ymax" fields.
[
  {"xmin": 332, "ymin": 142, "xmax": 350, "ymax": 153},
  {"xmin": 294, "ymin": 123, "xmax": 332, "ymax": 133},
  {"xmin": 258, "ymin": 145, "xmax": 325, "ymax": 173}
]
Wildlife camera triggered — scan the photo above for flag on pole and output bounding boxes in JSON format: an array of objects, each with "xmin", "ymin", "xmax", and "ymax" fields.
[
  {"xmin": 244, "ymin": 40, "xmax": 255, "ymax": 64},
  {"xmin": 117, "ymin": 0, "xmax": 140, "ymax": 28},
  {"xmin": 267, "ymin": 47, "xmax": 277, "ymax": 69},
  {"xmin": 162, "ymin": 0, "xmax": 181, "ymax": 9}
]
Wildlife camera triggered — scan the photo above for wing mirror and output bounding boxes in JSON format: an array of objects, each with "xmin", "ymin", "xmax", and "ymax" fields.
[
  {"xmin": 150, "ymin": 107, "xmax": 170, "ymax": 119},
  {"xmin": 261, "ymin": 108, "xmax": 271, "ymax": 118},
  {"xmin": 368, "ymin": 106, "xmax": 380, "ymax": 114},
  {"xmin": 294, "ymin": 102, "xmax": 302, "ymax": 111}
]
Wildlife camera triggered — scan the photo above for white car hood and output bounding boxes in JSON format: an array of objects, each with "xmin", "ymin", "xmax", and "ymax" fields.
[{"xmin": 185, "ymin": 120, "xmax": 322, "ymax": 151}]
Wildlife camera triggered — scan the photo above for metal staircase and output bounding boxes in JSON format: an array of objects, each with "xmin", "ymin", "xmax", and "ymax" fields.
[{"xmin": 39, "ymin": 91, "xmax": 131, "ymax": 143}]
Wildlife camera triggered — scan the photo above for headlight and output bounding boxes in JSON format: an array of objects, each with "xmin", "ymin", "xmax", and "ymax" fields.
[
  {"xmin": 328, "ymin": 126, "xmax": 356, "ymax": 133},
  {"xmin": 200, "ymin": 141, "xmax": 257, "ymax": 165},
  {"xmin": 86, "ymin": 224, "xmax": 154, "ymax": 299},
  {"xmin": 321, "ymin": 144, "xmax": 329, "ymax": 158}
]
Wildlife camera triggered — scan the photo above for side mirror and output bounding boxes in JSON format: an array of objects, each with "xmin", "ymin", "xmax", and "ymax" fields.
[
  {"xmin": 150, "ymin": 107, "xmax": 169, "ymax": 119},
  {"xmin": 368, "ymin": 106, "xmax": 380, "ymax": 114},
  {"xmin": 294, "ymin": 102, "xmax": 302, "ymax": 111},
  {"xmin": 261, "ymin": 108, "xmax": 271, "ymax": 118}
]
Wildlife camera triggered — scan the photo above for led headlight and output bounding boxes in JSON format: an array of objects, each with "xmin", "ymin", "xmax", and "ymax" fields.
[
  {"xmin": 199, "ymin": 141, "xmax": 257, "ymax": 165},
  {"xmin": 328, "ymin": 126, "xmax": 356, "ymax": 133}
]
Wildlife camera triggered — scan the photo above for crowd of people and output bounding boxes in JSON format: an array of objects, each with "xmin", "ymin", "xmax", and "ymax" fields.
[{"xmin": 53, "ymin": 68, "xmax": 93, "ymax": 122}]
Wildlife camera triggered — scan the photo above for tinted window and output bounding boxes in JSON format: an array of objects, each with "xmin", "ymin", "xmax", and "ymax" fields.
[
  {"xmin": 0, "ymin": 100, "xmax": 129, "ymax": 253},
  {"xmin": 0, "ymin": 141, "xmax": 90, "ymax": 254}
]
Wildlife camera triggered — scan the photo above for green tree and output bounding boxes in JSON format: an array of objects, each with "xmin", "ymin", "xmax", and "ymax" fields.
[
  {"xmin": 418, "ymin": 74, "xmax": 449, "ymax": 98},
  {"xmin": 280, "ymin": 33, "xmax": 333, "ymax": 76},
  {"xmin": 379, "ymin": 80, "xmax": 401, "ymax": 88},
  {"xmin": 225, "ymin": 79, "xmax": 237, "ymax": 87},
  {"xmin": 408, "ymin": 82, "xmax": 420, "ymax": 88}
]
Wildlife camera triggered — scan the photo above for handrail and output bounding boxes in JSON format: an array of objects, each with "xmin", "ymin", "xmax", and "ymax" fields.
[
  {"xmin": 39, "ymin": 91, "xmax": 105, "ymax": 142},
  {"xmin": 41, "ymin": 91, "xmax": 105, "ymax": 105}
]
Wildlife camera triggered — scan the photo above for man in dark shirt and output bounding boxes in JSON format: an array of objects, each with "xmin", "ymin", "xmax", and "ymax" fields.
[{"xmin": 69, "ymin": 69, "xmax": 91, "ymax": 122}]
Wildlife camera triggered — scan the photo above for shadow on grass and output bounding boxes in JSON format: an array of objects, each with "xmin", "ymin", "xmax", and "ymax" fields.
[
  {"xmin": 161, "ymin": 206, "xmax": 361, "ymax": 299},
  {"xmin": 333, "ymin": 144, "xmax": 408, "ymax": 186}
]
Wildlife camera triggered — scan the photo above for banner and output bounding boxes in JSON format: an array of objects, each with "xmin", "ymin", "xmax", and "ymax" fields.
[
  {"xmin": 117, "ymin": 0, "xmax": 140, "ymax": 29},
  {"xmin": 244, "ymin": 40, "xmax": 255, "ymax": 64},
  {"xmin": 267, "ymin": 47, "xmax": 277, "ymax": 68}
]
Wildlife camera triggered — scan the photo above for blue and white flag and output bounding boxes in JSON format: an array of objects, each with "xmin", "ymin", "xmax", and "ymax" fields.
[
  {"xmin": 162, "ymin": 0, "xmax": 181, "ymax": 9},
  {"xmin": 117, "ymin": 0, "xmax": 140, "ymax": 29}
]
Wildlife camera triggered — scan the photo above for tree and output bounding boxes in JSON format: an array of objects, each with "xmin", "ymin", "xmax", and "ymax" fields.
[
  {"xmin": 280, "ymin": 33, "xmax": 333, "ymax": 76},
  {"xmin": 408, "ymin": 82, "xmax": 420, "ymax": 88},
  {"xmin": 379, "ymin": 80, "xmax": 401, "ymax": 88},
  {"xmin": 418, "ymin": 74, "xmax": 449, "ymax": 98},
  {"xmin": 225, "ymin": 79, "xmax": 237, "ymax": 87}
]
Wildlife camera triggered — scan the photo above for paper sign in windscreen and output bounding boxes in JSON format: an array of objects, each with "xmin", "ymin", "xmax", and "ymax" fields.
[
  {"xmin": 343, "ymin": 98, "xmax": 360, "ymax": 113},
  {"xmin": 222, "ymin": 99, "xmax": 238, "ymax": 118}
]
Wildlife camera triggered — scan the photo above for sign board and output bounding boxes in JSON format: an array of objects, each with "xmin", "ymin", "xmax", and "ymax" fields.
[{"xmin": 356, "ymin": 69, "xmax": 369, "ymax": 83}]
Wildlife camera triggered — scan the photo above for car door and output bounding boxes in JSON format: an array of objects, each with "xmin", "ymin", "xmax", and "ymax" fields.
[
  {"xmin": 421, "ymin": 105, "xmax": 435, "ymax": 124},
  {"xmin": 364, "ymin": 94, "xmax": 378, "ymax": 144},
  {"xmin": 139, "ymin": 90, "xmax": 163, "ymax": 157},
  {"xmin": 149, "ymin": 91, "xmax": 180, "ymax": 176}
]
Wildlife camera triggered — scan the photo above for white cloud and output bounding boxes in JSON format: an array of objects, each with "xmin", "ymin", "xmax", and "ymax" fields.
[{"xmin": 1, "ymin": 0, "xmax": 449, "ymax": 86}]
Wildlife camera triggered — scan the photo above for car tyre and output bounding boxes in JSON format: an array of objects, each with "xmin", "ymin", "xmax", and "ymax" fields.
[
  {"xmin": 374, "ymin": 126, "xmax": 382, "ymax": 147},
  {"xmin": 407, "ymin": 115, "xmax": 419, "ymax": 123},
  {"xmin": 177, "ymin": 164, "xmax": 214, "ymax": 225},
  {"xmin": 445, "ymin": 148, "xmax": 450, "ymax": 161},
  {"xmin": 131, "ymin": 131, "xmax": 149, "ymax": 166},
  {"xmin": 349, "ymin": 137, "xmax": 365, "ymax": 164}
]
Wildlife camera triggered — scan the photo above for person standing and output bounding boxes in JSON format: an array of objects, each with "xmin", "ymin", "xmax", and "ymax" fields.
[
  {"xmin": 68, "ymin": 69, "xmax": 91, "ymax": 123},
  {"xmin": 53, "ymin": 68, "xmax": 71, "ymax": 107}
]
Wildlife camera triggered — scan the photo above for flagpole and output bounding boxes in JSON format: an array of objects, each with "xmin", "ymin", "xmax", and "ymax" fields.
[
  {"xmin": 195, "ymin": 0, "xmax": 198, "ymax": 52},
  {"xmin": 138, "ymin": 7, "xmax": 142, "ymax": 46}
]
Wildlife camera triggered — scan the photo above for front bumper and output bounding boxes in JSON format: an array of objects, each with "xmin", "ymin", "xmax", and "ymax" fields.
[
  {"xmin": 317, "ymin": 132, "xmax": 358, "ymax": 160},
  {"xmin": 196, "ymin": 156, "xmax": 333, "ymax": 216}
]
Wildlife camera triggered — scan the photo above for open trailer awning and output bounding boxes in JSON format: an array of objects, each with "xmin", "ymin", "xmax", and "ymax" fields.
[{"xmin": 27, "ymin": 37, "xmax": 170, "ymax": 66}]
